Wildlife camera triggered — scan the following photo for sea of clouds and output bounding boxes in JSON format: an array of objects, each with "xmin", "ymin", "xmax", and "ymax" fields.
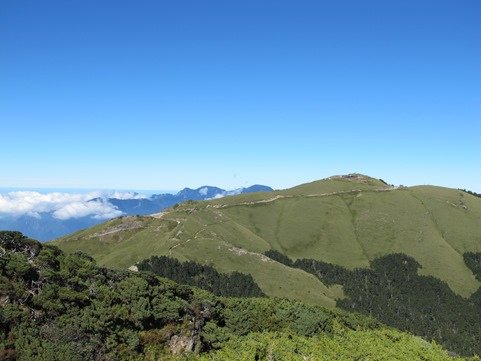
[{"xmin": 0, "ymin": 191, "xmax": 145, "ymax": 220}]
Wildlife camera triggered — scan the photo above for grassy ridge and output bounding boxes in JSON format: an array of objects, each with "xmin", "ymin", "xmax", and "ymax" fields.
[
  {"xmin": 54, "ymin": 175, "xmax": 481, "ymax": 302},
  {"xmin": 55, "ymin": 213, "xmax": 339, "ymax": 308}
]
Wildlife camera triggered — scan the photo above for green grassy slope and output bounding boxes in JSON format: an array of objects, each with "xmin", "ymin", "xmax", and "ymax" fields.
[
  {"xmin": 54, "ymin": 212, "xmax": 339, "ymax": 308},
  {"xmin": 53, "ymin": 174, "xmax": 481, "ymax": 303}
]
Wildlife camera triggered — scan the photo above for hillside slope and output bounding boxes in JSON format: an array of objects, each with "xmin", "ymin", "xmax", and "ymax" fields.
[{"xmin": 54, "ymin": 174, "xmax": 481, "ymax": 301}]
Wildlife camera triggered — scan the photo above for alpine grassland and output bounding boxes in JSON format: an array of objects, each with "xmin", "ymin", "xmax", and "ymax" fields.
[{"xmin": 55, "ymin": 175, "xmax": 481, "ymax": 300}]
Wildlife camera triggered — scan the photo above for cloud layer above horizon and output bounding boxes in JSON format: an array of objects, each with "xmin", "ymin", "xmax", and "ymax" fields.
[{"xmin": 0, "ymin": 191, "xmax": 145, "ymax": 220}]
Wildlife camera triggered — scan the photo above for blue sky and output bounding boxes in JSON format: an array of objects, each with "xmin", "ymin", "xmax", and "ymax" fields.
[{"xmin": 1, "ymin": 0, "xmax": 480, "ymax": 191}]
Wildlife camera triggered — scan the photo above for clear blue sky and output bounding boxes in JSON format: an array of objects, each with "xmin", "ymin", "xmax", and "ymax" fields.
[{"xmin": 1, "ymin": 0, "xmax": 480, "ymax": 191}]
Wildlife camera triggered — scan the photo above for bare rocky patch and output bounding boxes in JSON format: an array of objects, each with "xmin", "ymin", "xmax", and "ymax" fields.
[{"xmin": 89, "ymin": 217, "xmax": 145, "ymax": 238}]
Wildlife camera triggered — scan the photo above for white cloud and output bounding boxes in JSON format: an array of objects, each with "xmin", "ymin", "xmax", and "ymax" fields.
[
  {"xmin": 225, "ymin": 188, "xmax": 244, "ymax": 196},
  {"xmin": 208, "ymin": 188, "xmax": 244, "ymax": 200},
  {"xmin": 198, "ymin": 187, "xmax": 209, "ymax": 196},
  {"xmin": 106, "ymin": 191, "xmax": 146, "ymax": 200},
  {"xmin": 53, "ymin": 200, "xmax": 122, "ymax": 220},
  {"xmin": 0, "ymin": 190, "xmax": 127, "ymax": 220}
]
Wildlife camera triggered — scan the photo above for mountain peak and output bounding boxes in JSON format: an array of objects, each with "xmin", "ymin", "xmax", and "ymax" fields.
[
  {"xmin": 327, "ymin": 173, "xmax": 375, "ymax": 181},
  {"xmin": 325, "ymin": 173, "xmax": 390, "ymax": 187}
]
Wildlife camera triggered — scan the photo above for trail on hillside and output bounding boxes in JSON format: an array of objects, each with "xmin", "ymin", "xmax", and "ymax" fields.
[
  {"xmin": 338, "ymin": 195, "xmax": 371, "ymax": 263},
  {"xmin": 212, "ymin": 187, "xmax": 399, "ymax": 209},
  {"xmin": 409, "ymin": 191, "xmax": 464, "ymax": 260}
]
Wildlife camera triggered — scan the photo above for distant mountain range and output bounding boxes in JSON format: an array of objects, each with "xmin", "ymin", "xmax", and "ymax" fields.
[
  {"xmin": 107, "ymin": 184, "xmax": 272, "ymax": 215},
  {"xmin": 0, "ymin": 185, "xmax": 272, "ymax": 241}
]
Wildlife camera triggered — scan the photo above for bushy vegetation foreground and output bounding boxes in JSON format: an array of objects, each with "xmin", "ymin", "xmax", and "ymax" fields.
[
  {"xmin": 266, "ymin": 250, "xmax": 481, "ymax": 357},
  {"xmin": 0, "ymin": 231, "xmax": 468, "ymax": 360}
]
